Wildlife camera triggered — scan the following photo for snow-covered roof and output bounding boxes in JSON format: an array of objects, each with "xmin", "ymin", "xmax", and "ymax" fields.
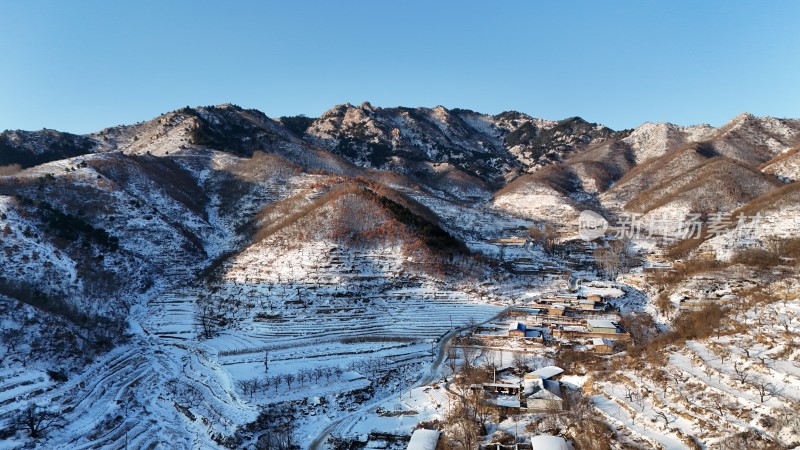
[
  {"xmin": 407, "ymin": 429, "xmax": 440, "ymax": 450},
  {"xmin": 509, "ymin": 321, "xmax": 526, "ymax": 331},
  {"xmin": 513, "ymin": 307, "xmax": 542, "ymax": 314},
  {"xmin": 592, "ymin": 337, "xmax": 611, "ymax": 346},
  {"xmin": 527, "ymin": 366, "xmax": 564, "ymax": 380},
  {"xmin": 587, "ymin": 319, "xmax": 616, "ymax": 329},
  {"xmin": 529, "ymin": 387, "xmax": 561, "ymax": 401},
  {"xmin": 523, "ymin": 377, "xmax": 542, "ymax": 396},
  {"xmin": 530, "ymin": 434, "xmax": 568, "ymax": 450},
  {"xmin": 490, "ymin": 397, "xmax": 521, "ymax": 408},
  {"xmin": 482, "ymin": 383, "xmax": 519, "ymax": 389}
]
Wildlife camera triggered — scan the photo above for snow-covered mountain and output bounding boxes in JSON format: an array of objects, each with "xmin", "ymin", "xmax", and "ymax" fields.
[{"xmin": 2, "ymin": 104, "xmax": 800, "ymax": 449}]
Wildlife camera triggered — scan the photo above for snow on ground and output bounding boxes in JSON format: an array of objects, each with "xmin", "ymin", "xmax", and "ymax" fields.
[
  {"xmin": 592, "ymin": 277, "xmax": 800, "ymax": 449},
  {"xmin": 348, "ymin": 385, "xmax": 449, "ymax": 438},
  {"xmin": 591, "ymin": 393, "xmax": 689, "ymax": 450},
  {"xmin": 493, "ymin": 187, "xmax": 581, "ymax": 224}
]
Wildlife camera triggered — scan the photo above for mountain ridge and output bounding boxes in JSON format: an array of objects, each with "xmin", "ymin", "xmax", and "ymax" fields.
[{"xmin": 3, "ymin": 103, "xmax": 800, "ymax": 449}]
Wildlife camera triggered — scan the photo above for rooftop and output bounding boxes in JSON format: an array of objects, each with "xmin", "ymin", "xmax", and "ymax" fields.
[
  {"xmin": 408, "ymin": 429, "xmax": 440, "ymax": 450},
  {"xmin": 530, "ymin": 434, "xmax": 569, "ymax": 450},
  {"xmin": 509, "ymin": 321, "xmax": 527, "ymax": 331},
  {"xmin": 526, "ymin": 366, "xmax": 564, "ymax": 380},
  {"xmin": 592, "ymin": 337, "xmax": 612, "ymax": 346},
  {"xmin": 587, "ymin": 319, "xmax": 617, "ymax": 329}
]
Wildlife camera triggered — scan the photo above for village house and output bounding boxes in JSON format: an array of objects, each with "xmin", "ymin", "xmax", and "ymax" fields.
[
  {"xmin": 586, "ymin": 294, "xmax": 603, "ymax": 302},
  {"xmin": 577, "ymin": 299, "xmax": 598, "ymax": 311},
  {"xmin": 475, "ymin": 366, "xmax": 566, "ymax": 416},
  {"xmin": 530, "ymin": 434, "xmax": 569, "ymax": 450},
  {"xmin": 547, "ymin": 304, "xmax": 566, "ymax": 316},
  {"xmin": 407, "ymin": 429, "xmax": 440, "ymax": 450},
  {"xmin": 586, "ymin": 319, "xmax": 618, "ymax": 334},
  {"xmin": 478, "ymin": 383, "xmax": 521, "ymax": 395},
  {"xmin": 522, "ymin": 366, "xmax": 565, "ymax": 412},
  {"xmin": 522, "ymin": 378, "xmax": 563, "ymax": 412},
  {"xmin": 525, "ymin": 366, "xmax": 564, "ymax": 381},
  {"xmin": 592, "ymin": 337, "xmax": 614, "ymax": 354},
  {"xmin": 508, "ymin": 321, "xmax": 527, "ymax": 337}
]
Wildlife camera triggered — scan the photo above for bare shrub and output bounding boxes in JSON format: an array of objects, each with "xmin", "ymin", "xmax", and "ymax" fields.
[
  {"xmin": 12, "ymin": 403, "xmax": 65, "ymax": 439},
  {"xmin": 0, "ymin": 163, "xmax": 22, "ymax": 176}
]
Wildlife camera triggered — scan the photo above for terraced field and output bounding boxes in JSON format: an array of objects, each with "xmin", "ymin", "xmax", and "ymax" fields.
[{"xmin": 592, "ymin": 294, "xmax": 800, "ymax": 448}]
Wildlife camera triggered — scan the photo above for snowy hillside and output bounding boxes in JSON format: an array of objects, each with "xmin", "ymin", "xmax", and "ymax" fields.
[{"xmin": 1, "ymin": 104, "xmax": 800, "ymax": 449}]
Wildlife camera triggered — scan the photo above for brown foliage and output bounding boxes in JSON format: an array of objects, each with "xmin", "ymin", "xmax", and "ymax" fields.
[
  {"xmin": 625, "ymin": 157, "xmax": 779, "ymax": 215},
  {"xmin": 730, "ymin": 248, "xmax": 781, "ymax": 268},
  {"xmin": 493, "ymin": 163, "xmax": 577, "ymax": 198},
  {"xmin": 665, "ymin": 234, "xmax": 708, "ymax": 259},
  {"xmin": 0, "ymin": 163, "xmax": 22, "ymax": 176},
  {"xmin": 714, "ymin": 430, "xmax": 784, "ymax": 450},
  {"xmin": 649, "ymin": 258, "xmax": 725, "ymax": 290},
  {"xmin": 731, "ymin": 237, "xmax": 800, "ymax": 268},
  {"xmin": 248, "ymin": 178, "xmax": 470, "ymax": 278},
  {"xmin": 619, "ymin": 311, "xmax": 659, "ymax": 351},
  {"xmin": 568, "ymin": 419, "xmax": 613, "ymax": 450},
  {"xmin": 648, "ymin": 303, "xmax": 726, "ymax": 351}
]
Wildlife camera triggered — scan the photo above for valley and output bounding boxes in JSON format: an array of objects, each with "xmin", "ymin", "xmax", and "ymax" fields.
[{"xmin": 0, "ymin": 104, "xmax": 799, "ymax": 449}]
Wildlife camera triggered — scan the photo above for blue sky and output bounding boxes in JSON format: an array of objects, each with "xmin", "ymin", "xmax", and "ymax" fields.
[{"xmin": 1, "ymin": 1, "xmax": 798, "ymax": 133}]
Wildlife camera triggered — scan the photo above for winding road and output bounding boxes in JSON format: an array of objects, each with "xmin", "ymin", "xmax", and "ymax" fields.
[{"xmin": 308, "ymin": 307, "xmax": 509, "ymax": 450}]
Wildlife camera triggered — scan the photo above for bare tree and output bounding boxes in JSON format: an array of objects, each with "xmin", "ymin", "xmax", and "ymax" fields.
[
  {"xmin": 271, "ymin": 375, "xmax": 281, "ymax": 393},
  {"xmin": 529, "ymin": 224, "xmax": 558, "ymax": 255},
  {"xmin": 1, "ymin": 326, "xmax": 24, "ymax": 353},
  {"xmin": 652, "ymin": 369, "xmax": 670, "ymax": 397},
  {"xmin": 708, "ymin": 392, "xmax": 728, "ymax": 418},
  {"xmin": 314, "ymin": 367, "xmax": 325, "ymax": 383},
  {"xmin": 593, "ymin": 239, "xmax": 630, "ymax": 279},
  {"xmin": 460, "ymin": 345, "xmax": 477, "ymax": 374},
  {"xmin": 764, "ymin": 236, "xmax": 788, "ymax": 258},
  {"xmin": 777, "ymin": 314, "xmax": 793, "ymax": 333},
  {"xmin": 736, "ymin": 338, "xmax": 753, "ymax": 359},
  {"xmin": 733, "ymin": 361, "xmax": 750, "ymax": 385},
  {"xmin": 710, "ymin": 343, "xmax": 732, "ymax": 365},
  {"xmin": 512, "ymin": 352, "xmax": 532, "ymax": 373},
  {"xmin": 284, "ymin": 373, "xmax": 295, "ymax": 388},
  {"xmin": 196, "ymin": 296, "xmax": 218, "ymax": 340},
  {"xmin": 259, "ymin": 377, "xmax": 270, "ymax": 394},
  {"xmin": 447, "ymin": 344, "xmax": 458, "ymax": 375},
  {"xmin": 236, "ymin": 379, "xmax": 249, "ymax": 396},
  {"xmin": 619, "ymin": 311, "xmax": 659, "ymax": 349},
  {"xmin": 165, "ymin": 378, "xmax": 203, "ymax": 408},
  {"xmin": 752, "ymin": 377, "xmax": 777, "ymax": 403},
  {"xmin": 13, "ymin": 403, "xmax": 65, "ymax": 439},
  {"xmin": 297, "ymin": 369, "xmax": 308, "ymax": 387},
  {"xmin": 237, "ymin": 378, "xmax": 261, "ymax": 398},
  {"xmin": 465, "ymin": 317, "xmax": 478, "ymax": 335},
  {"xmin": 447, "ymin": 402, "xmax": 480, "ymax": 450},
  {"xmin": 623, "ymin": 386, "xmax": 638, "ymax": 403}
]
